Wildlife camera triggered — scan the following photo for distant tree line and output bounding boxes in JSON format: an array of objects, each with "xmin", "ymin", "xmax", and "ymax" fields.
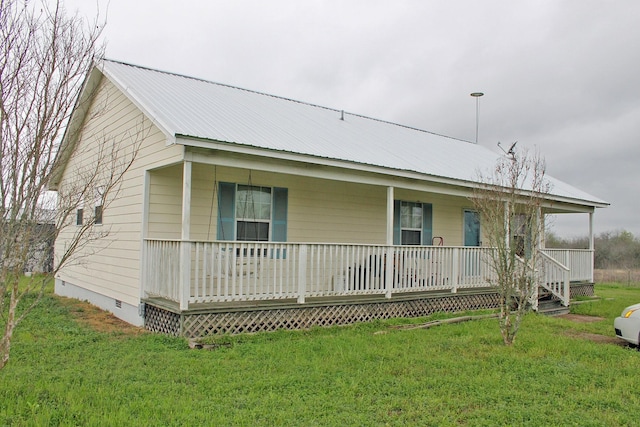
[{"xmin": 546, "ymin": 230, "xmax": 640, "ymax": 269}]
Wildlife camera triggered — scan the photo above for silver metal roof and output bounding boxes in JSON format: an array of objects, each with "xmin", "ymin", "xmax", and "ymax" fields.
[{"xmin": 100, "ymin": 59, "xmax": 607, "ymax": 207}]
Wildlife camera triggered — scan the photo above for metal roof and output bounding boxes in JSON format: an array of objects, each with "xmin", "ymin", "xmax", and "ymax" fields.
[{"xmin": 100, "ymin": 59, "xmax": 607, "ymax": 207}]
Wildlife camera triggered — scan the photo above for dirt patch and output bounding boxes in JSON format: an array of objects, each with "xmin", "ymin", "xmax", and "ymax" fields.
[
  {"xmin": 556, "ymin": 314, "xmax": 604, "ymax": 323},
  {"xmin": 557, "ymin": 313, "xmax": 629, "ymax": 346},
  {"xmin": 564, "ymin": 330, "xmax": 627, "ymax": 346},
  {"xmin": 57, "ymin": 296, "xmax": 147, "ymax": 336}
]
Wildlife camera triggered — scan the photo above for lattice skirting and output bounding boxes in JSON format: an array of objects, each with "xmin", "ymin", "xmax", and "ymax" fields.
[
  {"xmin": 570, "ymin": 283, "xmax": 594, "ymax": 298},
  {"xmin": 144, "ymin": 292, "xmax": 500, "ymax": 338},
  {"xmin": 145, "ymin": 304, "xmax": 181, "ymax": 336}
]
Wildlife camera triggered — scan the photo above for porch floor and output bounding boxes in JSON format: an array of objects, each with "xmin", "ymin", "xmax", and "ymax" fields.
[{"xmin": 143, "ymin": 286, "xmax": 498, "ymax": 315}]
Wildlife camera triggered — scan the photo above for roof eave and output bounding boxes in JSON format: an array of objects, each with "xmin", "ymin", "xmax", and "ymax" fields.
[{"xmin": 175, "ymin": 134, "xmax": 609, "ymax": 210}]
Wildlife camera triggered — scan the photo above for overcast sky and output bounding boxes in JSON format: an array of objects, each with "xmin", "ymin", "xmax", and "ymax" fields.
[{"xmin": 63, "ymin": 0, "xmax": 640, "ymax": 238}]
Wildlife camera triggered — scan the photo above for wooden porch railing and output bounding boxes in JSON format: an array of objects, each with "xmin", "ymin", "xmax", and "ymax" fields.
[
  {"xmin": 537, "ymin": 251, "xmax": 570, "ymax": 307},
  {"xmin": 142, "ymin": 240, "xmax": 496, "ymax": 309},
  {"xmin": 142, "ymin": 240, "xmax": 591, "ymax": 310},
  {"xmin": 540, "ymin": 248, "xmax": 594, "ymax": 283}
]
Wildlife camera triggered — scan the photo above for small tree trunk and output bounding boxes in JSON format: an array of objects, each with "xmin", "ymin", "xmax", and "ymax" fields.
[{"xmin": 0, "ymin": 286, "xmax": 18, "ymax": 370}]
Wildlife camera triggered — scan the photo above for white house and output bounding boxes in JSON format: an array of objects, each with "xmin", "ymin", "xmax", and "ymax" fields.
[{"xmin": 50, "ymin": 60, "xmax": 608, "ymax": 336}]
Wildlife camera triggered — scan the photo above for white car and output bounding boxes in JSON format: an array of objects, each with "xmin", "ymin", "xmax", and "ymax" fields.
[{"xmin": 614, "ymin": 303, "xmax": 640, "ymax": 345}]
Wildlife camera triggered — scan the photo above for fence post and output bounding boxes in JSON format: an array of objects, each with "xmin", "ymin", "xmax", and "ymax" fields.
[{"xmin": 297, "ymin": 244, "xmax": 307, "ymax": 304}]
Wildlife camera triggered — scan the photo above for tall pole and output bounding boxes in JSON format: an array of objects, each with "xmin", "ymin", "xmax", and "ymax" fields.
[{"xmin": 470, "ymin": 92, "xmax": 484, "ymax": 144}]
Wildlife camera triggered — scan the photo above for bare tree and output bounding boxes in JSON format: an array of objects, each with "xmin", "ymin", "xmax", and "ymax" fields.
[
  {"xmin": 471, "ymin": 146, "xmax": 550, "ymax": 345},
  {"xmin": 0, "ymin": 0, "xmax": 131, "ymax": 369}
]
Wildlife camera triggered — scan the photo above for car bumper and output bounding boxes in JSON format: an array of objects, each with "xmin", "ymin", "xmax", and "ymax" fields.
[{"xmin": 614, "ymin": 316, "xmax": 640, "ymax": 345}]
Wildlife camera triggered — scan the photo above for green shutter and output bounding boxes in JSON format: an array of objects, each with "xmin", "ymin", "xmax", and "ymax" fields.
[
  {"xmin": 393, "ymin": 200, "xmax": 401, "ymax": 245},
  {"xmin": 272, "ymin": 187, "xmax": 288, "ymax": 242},
  {"xmin": 421, "ymin": 203, "xmax": 433, "ymax": 245},
  {"xmin": 217, "ymin": 182, "xmax": 235, "ymax": 241}
]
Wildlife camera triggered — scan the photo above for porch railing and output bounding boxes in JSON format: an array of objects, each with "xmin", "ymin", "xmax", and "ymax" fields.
[
  {"xmin": 142, "ymin": 240, "xmax": 591, "ymax": 309},
  {"xmin": 540, "ymin": 248, "xmax": 594, "ymax": 283},
  {"xmin": 142, "ymin": 240, "xmax": 496, "ymax": 309},
  {"xmin": 537, "ymin": 251, "xmax": 570, "ymax": 307}
]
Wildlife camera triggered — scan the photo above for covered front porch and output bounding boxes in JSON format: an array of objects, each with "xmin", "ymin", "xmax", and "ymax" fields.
[{"xmin": 139, "ymin": 158, "xmax": 599, "ymax": 336}]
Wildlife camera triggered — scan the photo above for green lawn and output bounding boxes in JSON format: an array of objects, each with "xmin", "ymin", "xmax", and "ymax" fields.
[{"xmin": 1, "ymin": 284, "xmax": 639, "ymax": 426}]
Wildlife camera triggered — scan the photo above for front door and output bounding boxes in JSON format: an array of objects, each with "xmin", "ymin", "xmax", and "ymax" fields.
[
  {"xmin": 463, "ymin": 210, "xmax": 481, "ymax": 278},
  {"xmin": 464, "ymin": 210, "xmax": 480, "ymax": 247}
]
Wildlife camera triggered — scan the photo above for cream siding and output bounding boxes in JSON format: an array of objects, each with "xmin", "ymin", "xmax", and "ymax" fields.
[
  {"xmin": 55, "ymin": 77, "xmax": 183, "ymax": 306},
  {"xmin": 147, "ymin": 166, "xmax": 183, "ymax": 239},
  {"xmin": 148, "ymin": 164, "xmax": 477, "ymax": 246}
]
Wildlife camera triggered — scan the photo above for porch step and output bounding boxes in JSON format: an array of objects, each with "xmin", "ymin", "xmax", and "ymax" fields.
[{"xmin": 537, "ymin": 294, "xmax": 569, "ymax": 316}]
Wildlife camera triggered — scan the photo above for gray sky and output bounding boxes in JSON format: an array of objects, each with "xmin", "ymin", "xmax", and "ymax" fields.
[{"xmin": 64, "ymin": 0, "xmax": 640, "ymax": 238}]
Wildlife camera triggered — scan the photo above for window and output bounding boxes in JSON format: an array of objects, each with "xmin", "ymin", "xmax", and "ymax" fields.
[
  {"xmin": 393, "ymin": 200, "xmax": 433, "ymax": 245},
  {"xmin": 76, "ymin": 208, "xmax": 84, "ymax": 226},
  {"xmin": 400, "ymin": 201, "xmax": 422, "ymax": 245},
  {"xmin": 94, "ymin": 186, "xmax": 104, "ymax": 225},
  {"xmin": 217, "ymin": 182, "xmax": 288, "ymax": 242},
  {"xmin": 94, "ymin": 205, "xmax": 103, "ymax": 225},
  {"xmin": 235, "ymin": 185, "xmax": 271, "ymax": 241},
  {"xmin": 511, "ymin": 214, "xmax": 529, "ymax": 257}
]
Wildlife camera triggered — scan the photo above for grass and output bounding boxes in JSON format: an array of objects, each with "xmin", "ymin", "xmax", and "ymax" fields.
[{"xmin": 1, "ymin": 284, "xmax": 639, "ymax": 426}]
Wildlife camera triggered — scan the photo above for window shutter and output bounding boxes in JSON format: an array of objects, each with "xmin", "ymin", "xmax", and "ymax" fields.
[
  {"xmin": 393, "ymin": 200, "xmax": 401, "ymax": 245},
  {"xmin": 421, "ymin": 203, "xmax": 433, "ymax": 245},
  {"xmin": 272, "ymin": 187, "xmax": 288, "ymax": 242},
  {"xmin": 217, "ymin": 182, "xmax": 235, "ymax": 241}
]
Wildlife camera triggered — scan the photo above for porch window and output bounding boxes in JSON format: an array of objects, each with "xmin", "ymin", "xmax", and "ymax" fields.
[
  {"xmin": 511, "ymin": 214, "xmax": 529, "ymax": 257},
  {"xmin": 400, "ymin": 202, "xmax": 422, "ymax": 245},
  {"xmin": 217, "ymin": 182, "xmax": 288, "ymax": 242},
  {"xmin": 393, "ymin": 200, "xmax": 433, "ymax": 245},
  {"xmin": 236, "ymin": 185, "xmax": 271, "ymax": 241}
]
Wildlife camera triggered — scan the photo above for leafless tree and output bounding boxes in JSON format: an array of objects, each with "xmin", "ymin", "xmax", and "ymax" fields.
[
  {"xmin": 471, "ymin": 146, "xmax": 550, "ymax": 345},
  {"xmin": 0, "ymin": 0, "xmax": 137, "ymax": 369}
]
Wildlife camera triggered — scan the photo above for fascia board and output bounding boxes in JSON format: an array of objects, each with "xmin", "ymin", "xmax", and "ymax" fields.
[{"xmin": 100, "ymin": 62, "xmax": 176, "ymax": 145}]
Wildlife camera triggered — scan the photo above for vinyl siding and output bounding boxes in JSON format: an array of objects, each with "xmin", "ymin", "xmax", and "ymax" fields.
[
  {"xmin": 149, "ymin": 164, "xmax": 471, "ymax": 246},
  {"xmin": 55, "ymin": 77, "xmax": 183, "ymax": 306}
]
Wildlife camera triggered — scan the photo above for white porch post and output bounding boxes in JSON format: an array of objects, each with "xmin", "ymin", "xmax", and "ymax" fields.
[
  {"xmin": 179, "ymin": 160, "xmax": 192, "ymax": 310},
  {"xmin": 533, "ymin": 207, "xmax": 542, "ymax": 310},
  {"xmin": 589, "ymin": 211, "xmax": 595, "ymax": 283},
  {"xmin": 536, "ymin": 208, "xmax": 543, "ymax": 250},
  {"xmin": 139, "ymin": 170, "xmax": 151, "ymax": 311},
  {"xmin": 297, "ymin": 244, "xmax": 307, "ymax": 304},
  {"xmin": 385, "ymin": 186, "xmax": 394, "ymax": 298}
]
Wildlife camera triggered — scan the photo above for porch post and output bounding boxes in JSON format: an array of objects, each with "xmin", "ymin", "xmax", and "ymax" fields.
[
  {"xmin": 297, "ymin": 244, "xmax": 307, "ymax": 304},
  {"xmin": 179, "ymin": 160, "xmax": 192, "ymax": 311},
  {"xmin": 385, "ymin": 186, "xmax": 394, "ymax": 298},
  {"xmin": 386, "ymin": 186, "xmax": 394, "ymax": 246},
  {"xmin": 139, "ymin": 170, "xmax": 151, "ymax": 310},
  {"xmin": 589, "ymin": 211, "xmax": 595, "ymax": 283},
  {"xmin": 536, "ymin": 208, "xmax": 543, "ymax": 250}
]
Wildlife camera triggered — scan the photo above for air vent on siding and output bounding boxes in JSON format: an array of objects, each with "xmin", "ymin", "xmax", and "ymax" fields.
[{"xmin": 115, "ymin": 299, "xmax": 122, "ymax": 309}]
